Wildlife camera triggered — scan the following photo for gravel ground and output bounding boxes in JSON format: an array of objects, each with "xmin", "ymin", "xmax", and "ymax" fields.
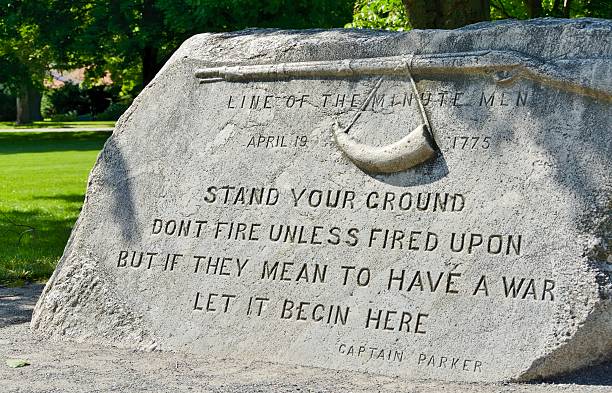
[{"xmin": 1, "ymin": 284, "xmax": 610, "ymax": 393}]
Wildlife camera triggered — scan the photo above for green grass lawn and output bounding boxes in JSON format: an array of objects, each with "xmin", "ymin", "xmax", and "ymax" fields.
[
  {"xmin": 0, "ymin": 131, "xmax": 111, "ymax": 285},
  {"xmin": 0, "ymin": 120, "xmax": 115, "ymax": 129}
]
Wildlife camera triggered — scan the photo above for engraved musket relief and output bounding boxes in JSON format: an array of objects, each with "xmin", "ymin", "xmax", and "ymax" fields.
[{"xmin": 194, "ymin": 50, "xmax": 611, "ymax": 174}]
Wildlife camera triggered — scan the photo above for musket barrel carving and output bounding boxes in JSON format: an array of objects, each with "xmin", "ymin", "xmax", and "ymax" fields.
[
  {"xmin": 195, "ymin": 50, "xmax": 611, "ymax": 101},
  {"xmin": 194, "ymin": 50, "xmax": 610, "ymax": 174}
]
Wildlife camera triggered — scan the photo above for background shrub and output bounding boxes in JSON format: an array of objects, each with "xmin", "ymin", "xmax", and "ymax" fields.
[
  {"xmin": 43, "ymin": 83, "xmax": 122, "ymax": 119},
  {"xmin": 0, "ymin": 90, "xmax": 16, "ymax": 121},
  {"xmin": 50, "ymin": 110, "xmax": 78, "ymax": 122},
  {"xmin": 96, "ymin": 101, "xmax": 130, "ymax": 121},
  {"xmin": 43, "ymin": 83, "xmax": 89, "ymax": 117}
]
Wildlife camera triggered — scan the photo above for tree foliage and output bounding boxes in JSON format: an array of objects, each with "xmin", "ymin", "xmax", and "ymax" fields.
[
  {"xmin": 0, "ymin": 0, "xmax": 608, "ymax": 123},
  {"xmin": 0, "ymin": 0, "xmax": 88, "ymax": 122},
  {"xmin": 0, "ymin": 1, "xmax": 83, "ymax": 94},
  {"xmin": 71, "ymin": 0, "xmax": 354, "ymax": 91},
  {"xmin": 491, "ymin": 0, "xmax": 611, "ymax": 19},
  {"xmin": 0, "ymin": 0, "xmax": 354, "ymax": 122},
  {"xmin": 344, "ymin": 0, "xmax": 411, "ymax": 30},
  {"xmin": 403, "ymin": 0, "xmax": 491, "ymax": 29},
  {"xmin": 349, "ymin": 0, "xmax": 610, "ymax": 31}
]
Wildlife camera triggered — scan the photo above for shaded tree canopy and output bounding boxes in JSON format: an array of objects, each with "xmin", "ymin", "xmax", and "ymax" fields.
[
  {"xmin": 1, "ymin": 0, "xmax": 609, "ymax": 123},
  {"xmin": 74, "ymin": 0, "xmax": 355, "ymax": 90},
  {"xmin": 0, "ymin": 0, "xmax": 354, "ymax": 123},
  {"xmin": 402, "ymin": 0, "xmax": 490, "ymax": 29},
  {"xmin": 0, "ymin": 0, "xmax": 85, "ymax": 123}
]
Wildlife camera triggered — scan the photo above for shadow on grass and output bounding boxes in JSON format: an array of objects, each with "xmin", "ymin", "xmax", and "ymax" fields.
[
  {"xmin": 0, "ymin": 121, "xmax": 114, "ymax": 129},
  {"xmin": 0, "ymin": 131, "xmax": 111, "ymax": 155},
  {"xmin": 0, "ymin": 207, "xmax": 80, "ymax": 284},
  {"xmin": 36, "ymin": 194, "xmax": 85, "ymax": 204}
]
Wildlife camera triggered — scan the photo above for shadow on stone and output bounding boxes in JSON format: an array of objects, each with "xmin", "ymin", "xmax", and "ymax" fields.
[
  {"xmin": 98, "ymin": 138, "xmax": 136, "ymax": 242},
  {"xmin": 370, "ymin": 152, "xmax": 449, "ymax": 187}
]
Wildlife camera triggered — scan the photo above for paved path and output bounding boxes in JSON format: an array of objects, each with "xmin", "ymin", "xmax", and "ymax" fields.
[
  {"xmin": 0, "ymin": 127, "xmax": 113, "ymax": 133},
  {"xmin": 0, "ymin": 284, "xmax": 610, "ymax": 393}
]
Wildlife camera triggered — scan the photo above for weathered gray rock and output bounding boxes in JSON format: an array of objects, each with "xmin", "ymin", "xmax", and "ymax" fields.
[{"xmin": 32, "ymin": 19, "xmax": 611, "ymax": 382}]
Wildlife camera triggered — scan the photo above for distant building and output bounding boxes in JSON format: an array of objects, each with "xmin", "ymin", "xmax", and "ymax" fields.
[{"xmin": 45, "ymin": 69, "xmax": 112, "ymax": 89}]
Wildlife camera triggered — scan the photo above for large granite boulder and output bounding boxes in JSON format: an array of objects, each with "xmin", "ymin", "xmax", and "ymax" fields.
[{"xmin": 32, "ymin": 19, "xmax": 611, "ymax": 382}]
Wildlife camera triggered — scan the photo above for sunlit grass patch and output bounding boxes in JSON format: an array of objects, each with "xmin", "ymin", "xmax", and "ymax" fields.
[{"xmin": 0, "ymin": 131, "xmax": 110, "ymax": 285}]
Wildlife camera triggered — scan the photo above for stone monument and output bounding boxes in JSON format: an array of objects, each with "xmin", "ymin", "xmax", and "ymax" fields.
[{"xmin": 32, "ymin": 19, "xmax": 611, "ymax": 382}]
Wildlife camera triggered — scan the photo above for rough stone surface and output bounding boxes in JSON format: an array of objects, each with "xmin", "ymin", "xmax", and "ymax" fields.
[
  {"xmin": 4, "ymin": 284, "xmax": 612, "ymax": 392},
  {"xmin": 32, "ymin": 19, "xmax": 611, "ymax": 383}
]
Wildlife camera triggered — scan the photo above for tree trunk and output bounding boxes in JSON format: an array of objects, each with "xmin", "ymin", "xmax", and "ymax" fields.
[
  {"xmin": 402, "ymin": 0, "xmax": 490, "ymax": 29},
  {"xmin": 142, "ymin": 0, "xmax": 162, "ymax": 87},
  {"xmin": 562, "ymin": 0, "xmax": 572, "ymax": 17},
  {"xmin": 29, "ymin": 88, "xmax": 42, "ymax": 121},
  {"xmin": 15, "ymin": 85, "xmax": 42, "ymax": 125},
  {"xmin": 525, "ymin": 0, "xmax": 543, "ymax": 18},
  {"xmin": 552, "ymin": 0, "xmax": 561, "ymax": 16},
  {"xmin": 142, "ymin": 45, "xmax": 160, "ymax": 87}
]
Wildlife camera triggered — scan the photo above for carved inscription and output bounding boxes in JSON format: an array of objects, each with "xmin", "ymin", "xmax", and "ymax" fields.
[
  {"xmin": 110, "ymin": 176, "xmax": 558, "ymax": 377},
  {"xmin": 246, "ymin": 135, "xmax": 309, "ymax": 148},
  {"xmin": 147, "ymin": 217, "xmax": 522, "ymax": 253},
  {"xmin": 33, "ymin": 29, "xmax": 612, "ymax": 385},
  {"xmin": 226, "ymin": 89, "xmax": 530, "ymax": 111},
  {"xmin": 117, "ymin": 249, "xmax": 553, "ymax": 302},
  {"xmin": 218, "ymin": 83, "xmax": 534, "ymax": 156},
  {"xmin": 110, "ymin": 179, "xmax": 558, "ymax": 377},
  {"xmin": 184, "ymin": 186, "xmax": 466, "ymax": 213},
  {"xmin": 335, "ymin": 344, "xmax": 485, "ymax": 373}
]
